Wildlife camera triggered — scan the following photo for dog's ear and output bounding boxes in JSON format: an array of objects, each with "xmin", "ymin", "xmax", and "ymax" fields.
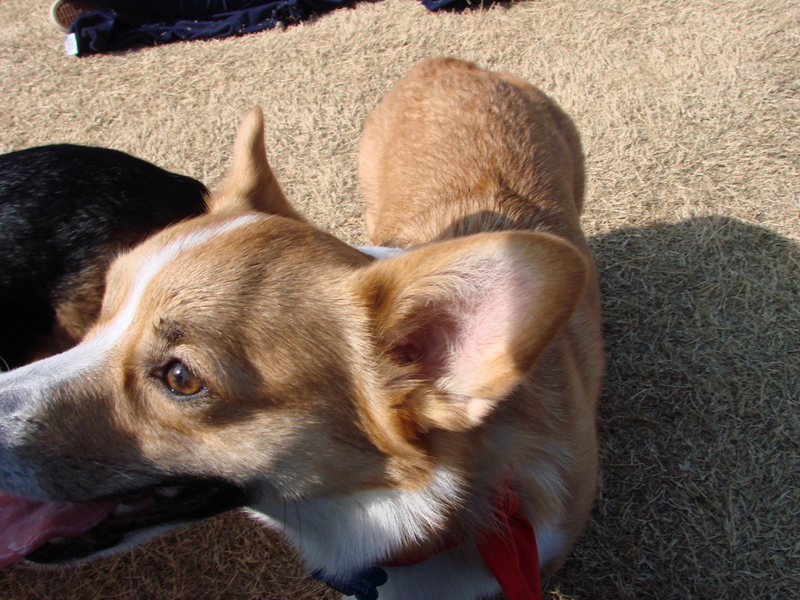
[
  {"xmin": 359, "ymin": 232, "xmax": 587, "ymax": 432},
  {"xmin": 207, "ymin": 107, "xmax": 304, "ymax": 220}
]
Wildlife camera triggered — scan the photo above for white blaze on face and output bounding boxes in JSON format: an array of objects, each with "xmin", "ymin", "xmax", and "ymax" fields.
[
  {"xmin": 0, "ymin": 214, "xmax": 264, "ymax": 390},
  {"xmin": 0, "ymin": 213, "xmax": 266, "ymax": 498},
  {"xmin": 94, "ymin": 213, "xmax": 264, "ymax": 362}
]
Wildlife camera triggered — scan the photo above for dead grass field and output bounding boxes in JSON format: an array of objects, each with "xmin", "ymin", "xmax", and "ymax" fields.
[{"xmin": 0, "ymin": 0, "xmax": 798, "ymax": 598}]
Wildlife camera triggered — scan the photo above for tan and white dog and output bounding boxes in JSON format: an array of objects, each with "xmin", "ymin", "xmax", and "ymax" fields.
[{"xmin": 0, "ymin": 57, "xmax": 603, "ymax": 600}]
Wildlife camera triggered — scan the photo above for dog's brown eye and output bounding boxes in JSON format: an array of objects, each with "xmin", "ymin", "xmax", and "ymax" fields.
[{"xmin": 164, "ymin": 361, "xmax": 203, "ymax": 396}]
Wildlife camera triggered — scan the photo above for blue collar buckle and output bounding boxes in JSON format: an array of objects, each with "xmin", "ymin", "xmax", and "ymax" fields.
[{"xmin": 311, "ymin": 566, "xmax": 389, "ymax": 600}]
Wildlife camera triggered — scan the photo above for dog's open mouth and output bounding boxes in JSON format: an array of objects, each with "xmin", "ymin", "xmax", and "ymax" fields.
[{"xmin": 0, "ymin": 480, "xmax": 246, "ymax": 566}]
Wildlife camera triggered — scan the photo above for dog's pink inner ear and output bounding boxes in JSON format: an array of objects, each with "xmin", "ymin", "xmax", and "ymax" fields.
[
  {"xmin": 393, "ymin": 260, "xmax": 529, "ymax": 397},
  {"xmin": 370, "ymin": 232, "xmax": 587, "ymax": 432}
]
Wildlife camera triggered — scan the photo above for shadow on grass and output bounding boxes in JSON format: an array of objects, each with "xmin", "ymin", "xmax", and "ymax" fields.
[{"xmin": 550, "ymin": 216, "xmax": 800, "ymax": 599}]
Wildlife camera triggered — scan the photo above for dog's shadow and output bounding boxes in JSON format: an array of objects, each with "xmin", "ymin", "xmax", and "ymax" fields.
[{"xmin": 549, "ymin": 215, "xmax": 800, "ymax": 599}]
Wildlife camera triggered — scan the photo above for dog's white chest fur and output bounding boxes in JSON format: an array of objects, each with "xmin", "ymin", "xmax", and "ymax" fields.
[{"xmin": 246, "ymin": 466, "xmax": 504, "ymax": 600}]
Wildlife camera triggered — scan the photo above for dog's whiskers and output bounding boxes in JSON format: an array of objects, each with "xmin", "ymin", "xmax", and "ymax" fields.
[
  {"xmin": 85, "ymin": 459, "xmax": 153, "ymax": 483},
  {"xmin": 282, "ymin": 497, "xmax": 287, "ymax": 536},
  {"xmin": 293, "ymin": 499, "xmax": 302, "ymax": 549}
]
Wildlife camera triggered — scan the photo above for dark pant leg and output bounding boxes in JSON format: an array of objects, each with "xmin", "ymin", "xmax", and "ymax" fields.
[{"xmin": 85, "ymin": 0, "xmax": 270, "ymax": 19}]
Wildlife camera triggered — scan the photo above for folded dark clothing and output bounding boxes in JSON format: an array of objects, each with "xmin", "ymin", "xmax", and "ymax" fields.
[
  {"xmin": 78, "ymin": 0, "xmax": 276, "ymax": 20},
  {"xmin": 418, "ymin": 0, "xmax": 487, "ymax": 9},
  {"xmin": 69, "ymin": 0, "xmax": 339, "ymax": 55},
  {"xmin": 68, "ymin": 0, "xmax": 490, "ymax": 56}
]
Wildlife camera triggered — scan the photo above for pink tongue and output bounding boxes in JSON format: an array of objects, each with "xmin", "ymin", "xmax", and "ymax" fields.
[{"xmin": 0, "ymin": 491, "xmax": 116, "ymax": 566}]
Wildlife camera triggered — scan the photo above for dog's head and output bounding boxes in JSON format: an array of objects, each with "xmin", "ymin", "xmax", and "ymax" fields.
[{"xmin": 0, "ymin": 108, "xmax": 587, "ymax": 568}]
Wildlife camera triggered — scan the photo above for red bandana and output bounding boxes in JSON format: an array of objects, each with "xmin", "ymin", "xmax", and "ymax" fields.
[
  {"xmin": 315, "ymin": 486, "xmax": 542, "ymax": 600},
  {"xmin": 476, "ymin": 487, "xmax": 542, "ymax": 600}
]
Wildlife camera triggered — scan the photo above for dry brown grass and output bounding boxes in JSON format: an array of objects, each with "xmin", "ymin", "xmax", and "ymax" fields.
[{"xmin": 1, "ymin": 0, "xmax": 798, "ymax": 598}]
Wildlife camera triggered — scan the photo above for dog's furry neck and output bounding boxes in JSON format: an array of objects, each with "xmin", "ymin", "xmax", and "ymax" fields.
[
  {"xmin": 377, "ymin": 188, "xmax": 582, "ymax": 251},
  {"xmin": 247, "ymin": 465, "xmax": 469, "ymax": 574}
]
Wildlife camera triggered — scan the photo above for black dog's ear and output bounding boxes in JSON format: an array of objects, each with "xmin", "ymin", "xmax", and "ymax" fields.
[{"xmin": 207, "ymin": 107, "xmax": 304, "ymax": 221}]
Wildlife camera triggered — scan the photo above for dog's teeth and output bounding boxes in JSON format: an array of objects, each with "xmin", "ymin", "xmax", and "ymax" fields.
[
  {"xmin": 154, "ymin": 486, "xmax": 183, "ymax": 499},
  {"xmin": 113, "ymin": 502, "xmax": 139, "ymax": 515}
]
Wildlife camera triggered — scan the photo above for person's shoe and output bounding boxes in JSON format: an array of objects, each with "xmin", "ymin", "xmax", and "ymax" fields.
[{"xmin": 50, "ymin": 0, "xmax": 98, "ymax": 32}]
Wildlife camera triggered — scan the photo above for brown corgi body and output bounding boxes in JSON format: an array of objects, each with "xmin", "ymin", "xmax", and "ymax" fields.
[
  {"xmin": 358, "ymin": 56, "xmax": 604, "ymax": 588},
  {"xmin": 0, "ymin": 57, "xmax": 602, "ymax": 599}
]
